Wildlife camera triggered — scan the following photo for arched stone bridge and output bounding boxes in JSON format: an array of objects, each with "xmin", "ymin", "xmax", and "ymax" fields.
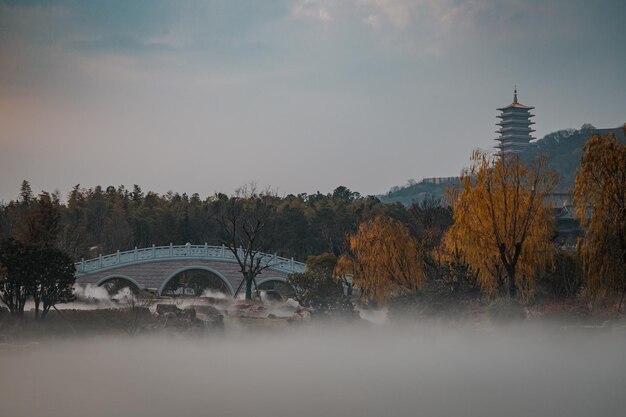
[{"xmin": 74, "ymin": 244, "xmax": 306, "ymax": 296}]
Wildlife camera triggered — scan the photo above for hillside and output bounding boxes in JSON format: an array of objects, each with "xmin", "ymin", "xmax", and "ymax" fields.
[
  {"xmin": 520, "ymin": 124, "xmax": 625, "ymax": 191},
  {"xmin": 381, "ymin": 124, "xmax": 625, "ymax": 205},
  {"xmin": 379, "ymin": 180, "xmax": 454, "ymax": 205}
]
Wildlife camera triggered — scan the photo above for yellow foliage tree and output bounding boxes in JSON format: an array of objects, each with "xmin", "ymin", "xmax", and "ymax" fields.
[
  {"xmin": 335, "ymin": 216, "xmax": 425, "ymax": 305},
  {"xmin": 444, "ymin": 151, "xmax": 556, "ymax": 301},
  {"xmin": 573, "ymin": 130, "xmax": 626, "ymax": 308}
]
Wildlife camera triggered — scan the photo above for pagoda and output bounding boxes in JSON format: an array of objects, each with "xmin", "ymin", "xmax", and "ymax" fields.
[{"xmin": 495, "ymin": 88, "xmax": 535, "ymax": 155}]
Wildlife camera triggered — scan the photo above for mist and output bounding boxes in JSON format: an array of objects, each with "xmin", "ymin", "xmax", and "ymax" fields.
[{"xmin": 1, "ymin": 324, "xmax": 625, "ymax": 417}]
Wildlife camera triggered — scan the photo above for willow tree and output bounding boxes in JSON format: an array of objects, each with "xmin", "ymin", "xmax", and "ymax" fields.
[
  {"xmin": 573, "ymin": 130, "xmax": 626, "ymax": 309},
  {"xmin": 444, "ymin": 151, "xmax": 556, "ymax": 301},
  {"xmin": 335, "ymin": 216, "xmax": 425, "ymax": 305}
]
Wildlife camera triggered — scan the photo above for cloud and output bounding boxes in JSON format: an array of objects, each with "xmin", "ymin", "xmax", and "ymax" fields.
[
  {"xmin": 365, "ymin": 14, "xmax": 381, "ymax": 29},
  {"xmin": 370, "ymin": 0, "xmax": 411, "ymax": 30},
  {"xmin": 286, "ymin": 0, "xmax": 592, "ymax": 57},
  {"xmin": 291, "ymin": 0, "xmax": 333, "ymax": 22}
]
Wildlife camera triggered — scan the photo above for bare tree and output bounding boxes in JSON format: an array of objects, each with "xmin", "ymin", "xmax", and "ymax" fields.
[{"xmin": 212, "ymin": 186, "xmax": 277, "ymax": 300}]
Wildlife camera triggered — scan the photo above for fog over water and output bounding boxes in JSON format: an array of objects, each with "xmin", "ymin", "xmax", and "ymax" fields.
[{"xmin": 1, "ymin": 324, "xmax": 625, "ymax": 417}]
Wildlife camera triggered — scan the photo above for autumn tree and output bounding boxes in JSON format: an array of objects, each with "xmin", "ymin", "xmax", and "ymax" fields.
[
  {"xmin": 573, "ymin": 130, "xmax": 626, "ymax": 309},
  {"xmin": 335, "ymin": 216, "xmax": 425, "ymax": 305},
  {"xmin": 444, "ymin": 151, "xmax": 556, "ymax": 301}
]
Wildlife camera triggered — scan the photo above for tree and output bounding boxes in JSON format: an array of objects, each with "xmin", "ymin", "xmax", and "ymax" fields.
[
  {"xmin": 573, "ymin": 130, "xmax": 626, "ymax": 309},
  {"xmin": 19, "ymin": 180, "xmax": 33, "ymax": 206},
  {"xmin": 0, "ymin": 239, "xmax": 75, "ymax": 318},
  {"xmin": 0, "ymin": 239, "xmax": 34, "ymax": 316},
  {"xmin": 212, "ymin": 187, "xmax": 277, "ymax": 300},
  {"xmin": 28, "ymin": 247, "xmax": 76, "ymax": 320},
  {"xmin": 288, "ymin": 253, "xmax": 353, "ymax": 317},
  {"xmin": 335, "ymin": 216, "xmax": 425, "ymax": 305},
  {"xmin": 18, "ymin": 192, "xmax": 60, "ymax": 247},
  {"xmin": 332, "ymin": 186, "xmax": 361, "ymax": 202},
  {"xmin": 444, "ymin": 151, "xmax": 556, "ymax": 301},
  {"xmin": 406, "ymin": 196, "xmax": 453, "ymax": 280}
]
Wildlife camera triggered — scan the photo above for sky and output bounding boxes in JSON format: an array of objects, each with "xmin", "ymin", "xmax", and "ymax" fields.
[{"xmin": 1, "ymin": 0, "xmax": 625, "ymax": 202}]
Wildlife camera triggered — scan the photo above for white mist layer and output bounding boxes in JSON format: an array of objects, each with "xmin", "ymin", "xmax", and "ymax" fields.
[{"xmin": 1, "ymin": 325, "xmax": 625, "ymax": 417}]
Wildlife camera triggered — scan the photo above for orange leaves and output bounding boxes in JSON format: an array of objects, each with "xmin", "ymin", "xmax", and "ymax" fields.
[
  {"xmin": 573, "ymin": 132, "xmax": 626, "ymax": 298},
  {"xmin": 335, "ymin": 216, "xmax": 425, "ymax": 305},
  {"xmin": 444, "ymin": 152, "xmax": 556, "ymax": 301}
]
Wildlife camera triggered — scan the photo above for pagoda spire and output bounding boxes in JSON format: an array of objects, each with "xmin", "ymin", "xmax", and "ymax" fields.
[{"xmin": 513, "ymin": 85, "xmax": 518, "ymax": 103}]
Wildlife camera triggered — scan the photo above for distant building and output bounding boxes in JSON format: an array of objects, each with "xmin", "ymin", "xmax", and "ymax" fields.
[
  {"xmin": 422, "ymin": 176, "xmax": 459, "ymax": 185},
  {"xmin": 495, "ymin": 88, "xmax": 535, "ymax": 155},
  {"xmin": 544, "ymin": 192, "xmax": 583, "ymax": 250}
]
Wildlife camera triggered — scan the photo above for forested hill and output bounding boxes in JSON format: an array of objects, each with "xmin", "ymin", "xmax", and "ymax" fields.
[
  {"xmin": 381, "ymin": 124, "xmax": 625, "ymax": 205},
  {"xmin": 379, "ymin": 181, "xmax": 454, "ymax": 206},
  {"xmin": 520, "ymin": 124, "xmax": 625, "ymax": 191}
]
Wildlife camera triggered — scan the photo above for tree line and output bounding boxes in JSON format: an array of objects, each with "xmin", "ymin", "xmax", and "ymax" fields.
[
  {"xmin": 1, "ymin": 129, "xmax": 624, "ymax": 311},
  {"xmin": 0, "ymin": 182, "xmax": 426, "ymax": 262}
]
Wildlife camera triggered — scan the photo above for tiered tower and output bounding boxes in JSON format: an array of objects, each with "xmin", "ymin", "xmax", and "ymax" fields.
[{"xmin": 495, "ymin": 88, "xmax": 535, "ymax": 155}]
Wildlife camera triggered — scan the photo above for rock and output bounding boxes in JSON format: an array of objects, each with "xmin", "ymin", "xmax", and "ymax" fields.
[
  {"xmin": 288, "ymin": 307, "xmax": 312, "ymax": 323},
  {"xmin": 156, "ymin": 304, "xmax": 181, "ymax": 316},
  {"xmin": 285, "ymin": 298, "xmax": 300, "ymax": 309},
  {"xmin": 232, "ymin": 302, "xmax": 254, "ymax": 311},
  {"xmin": 157, "ymin": 304, "xmax": 196, "ymax": 320},
  {"xmin": 248, "ymin": 305, "xmax": 268, "ymax": 315},
  {"xmin": 296, "ymin": 307, "xmax": 312, "ymax": 321},
  {"xmin": 198, "ymin": 296, "xmax": 229, "ymax": 305},
  {"xmin": 157, "ymin": 304, "xmax": 180, "ymax": 315},
  {"xmin": 192, "ymin": 304, "xmax": 224, "ymax": 328},
  {"xmin": 191, "ymin": 304, "xmax": 222, "ymax": 318},
  {"xmin": 179, "ymin": 308, "xmax": 196, "ymax": 321},
  {"xmin": 230, "ymin": 301, "xmax": 266, "ymax": 317}
]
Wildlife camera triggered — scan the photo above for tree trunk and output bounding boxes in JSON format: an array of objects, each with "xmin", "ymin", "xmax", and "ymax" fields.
[
  {"xmin": 617, "ymin": 281, "xmax": 626, "ymax": 313},
  {"xmin": 245, "ymin": 277, "xmax": 253, "ymax": 300},
  {"xmin": 34, "ymin": 299, "xmax": 40, "ymax": 320},
  {"xmin": 507, "ymin": 265, "xmax": 517, "ymax": 299}
]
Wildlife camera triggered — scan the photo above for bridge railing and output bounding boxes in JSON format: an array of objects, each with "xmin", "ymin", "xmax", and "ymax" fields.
[{"xmin": 75, "ymin": 244, "xmax": 306, "ymax": 276}]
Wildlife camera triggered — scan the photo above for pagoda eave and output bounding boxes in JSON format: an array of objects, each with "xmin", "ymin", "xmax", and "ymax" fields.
[
  {"xmin": 497, "ymin": 121, "xmax": 535, "ymax": 126},
  {"xmin": 496, "ymin": 129, "xmax": 535, "ymax": 134},
  {"xmin": 497, "ymin": 112, "xmax": 535, "ymax": 119},
  {"xmin": 497, "ymin": 104, "xmax": 535, "ymax": 111}
]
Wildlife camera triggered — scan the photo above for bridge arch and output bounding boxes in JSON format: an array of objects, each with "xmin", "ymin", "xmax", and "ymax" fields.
[
  {"xmin": 96, "ymin": 275, "xmax": 143, "ymax": 291},
  {"xmin": 158, "ymin": 266, "xmax": 235, "ymax": 296},
  {"xmin": 257, "ymin": 276, "xmax": 288, "ymax": 286}
]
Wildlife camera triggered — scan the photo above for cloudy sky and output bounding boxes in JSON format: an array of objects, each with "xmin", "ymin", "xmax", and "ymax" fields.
[{"xmin": 1, "ymin": 0, "xmax": 625, "ymax": 201}]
